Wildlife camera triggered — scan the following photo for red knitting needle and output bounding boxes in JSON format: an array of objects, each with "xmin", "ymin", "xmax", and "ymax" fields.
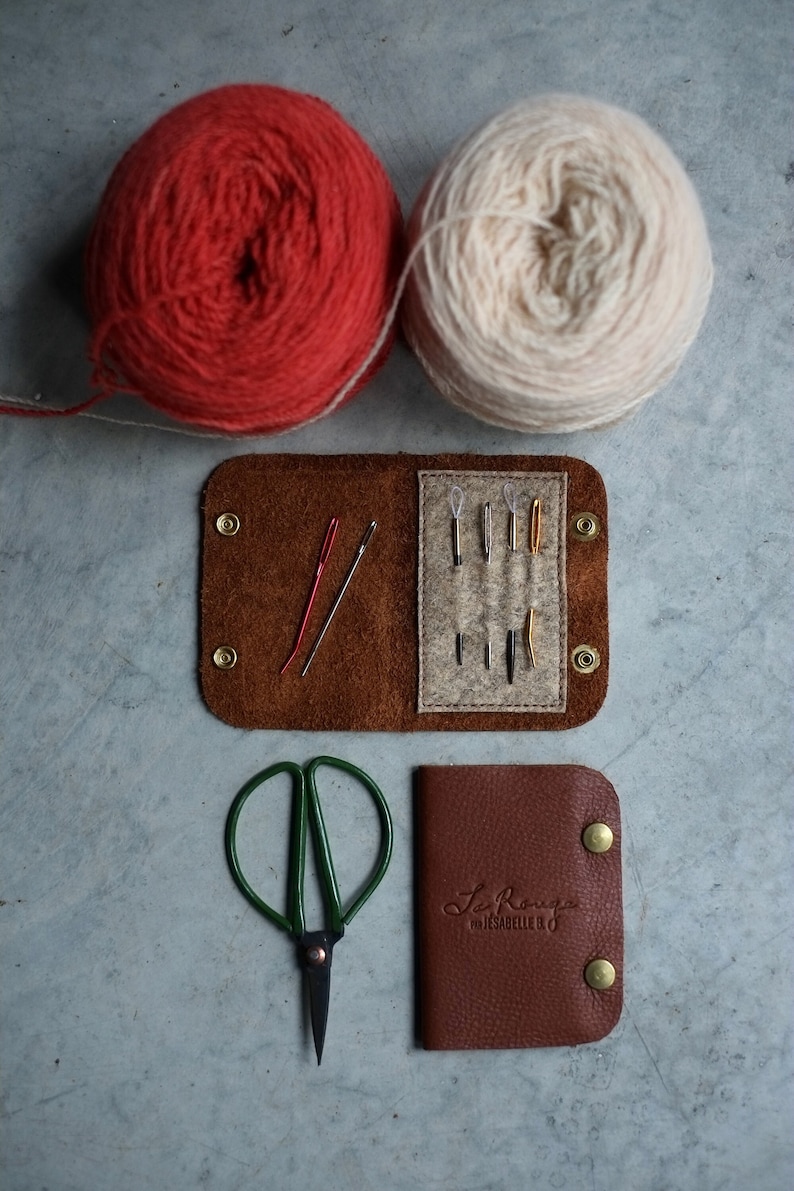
[{"xmin": 280, "ymin": 517, "xmax": 340, "ymax": 674}]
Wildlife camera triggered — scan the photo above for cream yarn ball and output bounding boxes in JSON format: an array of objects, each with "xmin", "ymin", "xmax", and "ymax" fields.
[{"xmin": 402, "ymin": 95, "xmax": 713, "ymax": 432}]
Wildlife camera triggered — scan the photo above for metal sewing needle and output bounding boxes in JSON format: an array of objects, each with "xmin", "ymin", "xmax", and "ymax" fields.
[
  {"xmin": 483, "ymin": 502, "xmax": 492, "ymax": 564},
  {"xmin": 301, "ymin": 521, "xmax": 377, "ymax": 676},
  {"xmin": 504, "ymin": 482, "xmax": 518, "ymax": 552}
]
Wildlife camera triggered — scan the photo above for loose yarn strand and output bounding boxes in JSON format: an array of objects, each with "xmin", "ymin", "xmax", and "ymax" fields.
[
  {"xmin": 0, "ymin": 394, "xmax": 235, "ymax": 437},
  {"xmin": 0, "ymin": 393, "xmax": 106, "ymax": 419},
  {"xmin": 321, "ymin": 205, "xmax": 555, "ymax": 421}
]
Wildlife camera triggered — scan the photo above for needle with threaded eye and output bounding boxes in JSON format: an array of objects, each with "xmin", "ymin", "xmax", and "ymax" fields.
[{"xmin": 450, "ymin": 485, "xmax": 465, "ymax": 566}]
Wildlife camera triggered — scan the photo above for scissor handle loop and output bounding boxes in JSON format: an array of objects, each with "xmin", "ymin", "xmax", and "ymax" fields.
[
  {"xmin": 305, "ymin": 756, "xmax": 393, "ymax": 931},
  {"xmin": 225, "ymin": 760, "xmax": 306, "ymax": 936},
  {"xmin": 224, "ymin": 757, "xmax": 393, "ymax": 940}
]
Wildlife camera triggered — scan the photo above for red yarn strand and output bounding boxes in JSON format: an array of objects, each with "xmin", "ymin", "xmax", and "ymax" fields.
[{"xmin": 0, "ymin": 394, "xmax": 106, "ymax": 418}]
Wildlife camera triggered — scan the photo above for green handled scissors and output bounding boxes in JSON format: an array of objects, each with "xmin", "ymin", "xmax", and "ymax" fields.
[{"xmin": 225, "ymin": 756, "xmax": 393, "ymax": 1065}]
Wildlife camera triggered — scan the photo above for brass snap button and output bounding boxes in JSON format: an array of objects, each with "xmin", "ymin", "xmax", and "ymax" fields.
[
  {"xmin": 582, "ymin": 822, "xmax": 614, "ymax": 853},
  {"xmin": 571, "ymin": 512, "xmax": 601, "ymax": 541},
  {"xmin": 572, "ymin": 644, "xmax": 600, "ymax": 674},
  {"xmin": 216, "ymin": 513, "xmax": 240, "ymax": 536},
  {"xmin": 212, "ymin": 646, "xmax": 238, "ymax": 670},
  {"xmin": 584, "ymin": 959, "xmax": 616, "ymax": 990}
]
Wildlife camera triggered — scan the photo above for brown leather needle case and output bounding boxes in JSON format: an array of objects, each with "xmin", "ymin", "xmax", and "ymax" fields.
[
  {"xmin": 417, "ymin": 765, "xmax": 623, "ymax": 1049},
  {"xmin": 200, "ymin": 454, "xmax": 608, "ymax": 731}
]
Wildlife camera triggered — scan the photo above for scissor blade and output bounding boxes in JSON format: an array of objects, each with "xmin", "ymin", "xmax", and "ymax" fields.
[{"xmin": 300, "ymin": 930, "xmax": 337, "ymax": 1065}]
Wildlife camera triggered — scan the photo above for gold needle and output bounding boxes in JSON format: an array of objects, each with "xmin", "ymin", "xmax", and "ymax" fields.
[
  {"xmin": 530, "ymin": 499, "xmax": 541, "ymax": 555},
  {"xmin": 524, "ymin": 608, "xmax": 536, "ymax": 668}
]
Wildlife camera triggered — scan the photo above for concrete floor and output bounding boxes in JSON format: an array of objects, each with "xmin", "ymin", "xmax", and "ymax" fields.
[{"xmin": 1, "ymin": 2, "xmax": 791, "ymax": 1189}]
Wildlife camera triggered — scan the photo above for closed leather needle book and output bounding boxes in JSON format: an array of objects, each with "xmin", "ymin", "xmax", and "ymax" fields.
[{"xmin": 417, "ymin": 765, "xmax": 623, "ymax": 1050}]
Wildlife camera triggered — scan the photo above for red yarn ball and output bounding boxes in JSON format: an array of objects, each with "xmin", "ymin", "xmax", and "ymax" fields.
[{"xmin": 85, "ymin": 85, "xmax": 402, "ymax": 434}]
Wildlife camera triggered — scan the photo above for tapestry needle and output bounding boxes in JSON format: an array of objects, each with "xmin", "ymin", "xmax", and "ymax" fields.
[
  {"xmin": 503, "ymin": 482, "xmax": 518, "ymax": 552},
  {"xmin": 530, "ymin": 498, "xmax": 541, "ymax": 555},
  {"xmin": 450, "ymin": 485, "xmax": 465, "ymax": 566},
  {"xmin": 300, "ymin": 521, "xmax": 377, "ymax": 676},
  {"xmin": 456, "ymin": 632, "xmax": 464, "ymax": 665},
  {"xmin": 485, "ymin": 640, "xmax": 492, "ymax": 669},
  {"xmin": 280, "ymin": 516, "xmax": 339, "ymax": 674},
  {"xmin": 483, "ymin": 501, "xmax": 492, "ymax": 564}
]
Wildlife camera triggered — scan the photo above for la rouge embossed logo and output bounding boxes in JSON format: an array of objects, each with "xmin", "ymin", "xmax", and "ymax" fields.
[{"xmin": 443, "ymin": 883, "xmax": 576, "ymax": 932}]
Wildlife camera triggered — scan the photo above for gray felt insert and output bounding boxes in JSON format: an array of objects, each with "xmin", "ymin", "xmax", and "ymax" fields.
[{"xmin": 417, "ymin": 470, "xmax": 568, "ymax": 713}]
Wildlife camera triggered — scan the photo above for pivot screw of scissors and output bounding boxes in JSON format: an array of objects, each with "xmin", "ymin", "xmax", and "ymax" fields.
[{"xmin": 306, "ymin": 945, "xmax": 327, "ymax": 967}]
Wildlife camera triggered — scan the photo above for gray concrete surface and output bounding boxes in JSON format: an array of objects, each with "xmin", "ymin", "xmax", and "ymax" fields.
[{"xmin": 1, "ymin": 1, "xmax": 791, "ymax": 1188}]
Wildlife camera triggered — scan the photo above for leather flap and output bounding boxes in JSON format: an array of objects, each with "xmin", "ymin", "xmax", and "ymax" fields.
[{"xmin": 200, "ymin": 454, "xmax": 608, "ymax": 731}]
